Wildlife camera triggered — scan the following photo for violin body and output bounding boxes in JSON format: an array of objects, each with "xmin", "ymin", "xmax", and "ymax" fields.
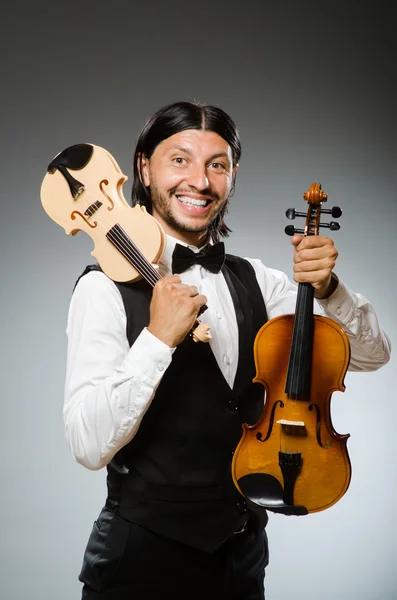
[
  {"xmin": 232, "ymin": 183, "xmax": 352, "ymax": 515},
  {"xmin": 41, "ymin": 143, "xmax": 166, "ymax": 282},
  {"xmin": 232, "ymin": 313, "xmax": 351, "ymax": 514}
]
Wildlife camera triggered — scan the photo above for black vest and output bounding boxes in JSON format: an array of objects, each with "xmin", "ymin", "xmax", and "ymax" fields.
[{"xmin": 77, "ymin": 255, "xmax": 268, "ymax": 552}]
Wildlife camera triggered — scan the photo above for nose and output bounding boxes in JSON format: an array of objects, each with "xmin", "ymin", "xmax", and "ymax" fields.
[{"xmin": 186, "ymin": 162, "xmax": 209, "ymax": 191}]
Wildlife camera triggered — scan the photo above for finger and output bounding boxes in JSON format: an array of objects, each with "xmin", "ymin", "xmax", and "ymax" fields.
[
  {"xmin": 173, "ymin": 283, "xmax": 190, "ymax": 291},
  {"xmin": 163, "ymin": 274, "xmax": 182, "ymax": 284},
  {"xmin": 294, "ymin": 257, "xmax": 336, "ymax": 273},
  {"xmin": 294, "ymin": 268, "xmax": 332, "ymax": 285},
  {"xmin": 192, "ymin": 293, "xmax": 207, "ymax": 308},
  {"xmin": 184, "ymin": 285, "xmax": 199, "ymax": 297},
  {"xmin": 295, "ymin": 235, "xmax": 335, "ymax": 251},
  {"xmin": 173, "ymin": 283, "xmax": 199, "ymax": 295},
  {"xmin": 156, "ymin": 275, "xmax": 181, "ymax": 290},
  {"xmin": 294, "ymin": 246, "xmax": 338, "ymax": 264},
  {"xmin": 291, "ymin": 234, "xmax": 304, "ymax": 248}
]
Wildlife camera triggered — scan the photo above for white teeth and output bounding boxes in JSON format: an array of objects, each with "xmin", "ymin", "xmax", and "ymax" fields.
[{"xmin": 177, "ymin": 196, "xmax": 207, "ymax": 207}]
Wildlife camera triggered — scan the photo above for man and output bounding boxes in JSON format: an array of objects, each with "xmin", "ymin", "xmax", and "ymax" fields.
[{"xmin": 64, "ymin": 101, "xmax": 390, "ymax": 599}]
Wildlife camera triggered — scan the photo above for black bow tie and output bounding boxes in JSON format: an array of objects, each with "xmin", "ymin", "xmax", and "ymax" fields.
[{"xmin": 172, "ymin": 242, "xmax": 225, "ymax": 274}]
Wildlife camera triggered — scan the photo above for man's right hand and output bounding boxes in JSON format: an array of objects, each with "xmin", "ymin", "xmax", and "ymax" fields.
[{"xmin": 147, "ymin": 275, "xmax": 207, "ymax": 347}]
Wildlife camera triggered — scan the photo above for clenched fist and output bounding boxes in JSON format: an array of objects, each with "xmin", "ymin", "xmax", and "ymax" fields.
[
  {"xmin": 147, "ymin": 275, "xmax": 208, "ymax": 347},
  {"xmin": 291, "ymin": 234, "xmax": 339, "ymax": 299}
]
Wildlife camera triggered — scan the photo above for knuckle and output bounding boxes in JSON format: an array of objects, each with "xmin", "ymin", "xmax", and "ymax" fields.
[
  {"xmin": 326, "ymin": 258, "xmax": 335, "ymax": 269},
  {"xmin": 158, "ymin": 278, "xmax": 171, "ymax": 291},
  {"xmin": 293, "ymin": 254, "xmax": 300, "ymax": 264}
]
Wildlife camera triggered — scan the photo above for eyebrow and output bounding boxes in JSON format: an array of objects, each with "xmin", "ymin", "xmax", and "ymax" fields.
[
  {"xmin": 168, "ymin": 145, "xmax": 231, "ymax": 164},
  {"xmin": 169, "ymin": 145, "xmax": 193, "ymax": 156}
]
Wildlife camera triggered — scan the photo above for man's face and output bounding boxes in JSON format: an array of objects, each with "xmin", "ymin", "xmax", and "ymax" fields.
[{"xmin": 140, "ymin": 129, "xmax": 238, "ymax": 246}]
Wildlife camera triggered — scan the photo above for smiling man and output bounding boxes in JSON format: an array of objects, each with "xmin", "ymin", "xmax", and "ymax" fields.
[
  {"xmin": 64, "ymin": 101, "xmax": 391, "ymax": 600},
  {"xmin": 139, "ymin": 129, "xmax": 237, "ymax": 247}
]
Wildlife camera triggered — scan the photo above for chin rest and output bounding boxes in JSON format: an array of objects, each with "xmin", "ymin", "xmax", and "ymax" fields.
[{"xmin": 238, "ymin": 473, "xmax": 308, "ymax": 516}]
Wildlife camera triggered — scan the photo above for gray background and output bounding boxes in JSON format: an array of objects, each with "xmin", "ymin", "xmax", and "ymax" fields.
[{"xmin": 1, "ymin": 1, "xmax": 395, "ymax": 599}]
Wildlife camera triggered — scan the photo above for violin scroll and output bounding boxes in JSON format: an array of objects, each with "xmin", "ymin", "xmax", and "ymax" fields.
[
  {"xmin": 303, "ymin": 182, "xmax": 327, "ymax": 205},
  {"xmin": 285, "ymin": 182, "xmax": 342, "ymax": 237},
  {"xmin": 191, "ymin": 321, "xmax": 211, "ymax": 343}
]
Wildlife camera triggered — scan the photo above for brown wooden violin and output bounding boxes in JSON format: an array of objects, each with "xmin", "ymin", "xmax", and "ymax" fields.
[
  {"xmin": 232, "ymin": 183, "xmax": 351, "ymax": 515},
  {"xmin": 40, "ymin": 143, "xmax": 211, "ymax": 343}
]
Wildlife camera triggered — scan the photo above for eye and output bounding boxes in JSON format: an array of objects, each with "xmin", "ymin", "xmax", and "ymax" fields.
[
  {"xmin": 172, "ymin": 157, "xmax": 187, "ymax": 165},
  {"xmin": 209, "ymin": 162, "xmax": 226, "ymax": 171}
]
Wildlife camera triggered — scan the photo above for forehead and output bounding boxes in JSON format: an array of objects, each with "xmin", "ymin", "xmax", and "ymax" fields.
[{"xmin": 155, "ymin": 129, "xmax": 233, "ymax": 161}]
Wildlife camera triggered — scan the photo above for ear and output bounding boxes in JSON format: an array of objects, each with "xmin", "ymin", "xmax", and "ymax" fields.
[
  {"xmin": 231, "ymin": 163, "xmax": 239, "ymax": 186},
  {"xmin": 138, "ymin": 153, "xmax": 151, "ymax": 186},
  {"xmin": 229, "ymin": 163, "xmax": 239, "ymax": 196}
]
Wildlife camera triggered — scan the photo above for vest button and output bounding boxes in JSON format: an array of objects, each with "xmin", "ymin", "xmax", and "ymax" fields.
[
  {"xmin": 236, "ymin": 500, "xmax": 247, "ymax": 514},
  {"xmin": 228, "ymin": 400, "xmax": 239, "ymax": 411}
]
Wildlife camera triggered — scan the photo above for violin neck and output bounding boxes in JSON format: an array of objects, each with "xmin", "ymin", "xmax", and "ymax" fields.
[
  {"xmin": 285, "ymin": 282, "xmax": 314, "ymax": 399},
  {"xmin": 106, "ymin": 223, "xmax": 161, "ymax": 287}
]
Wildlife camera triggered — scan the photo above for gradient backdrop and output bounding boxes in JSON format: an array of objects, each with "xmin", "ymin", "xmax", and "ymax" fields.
[{"xmin": 1, "ymin": 2, "xmax": 395, "ymax": 599}]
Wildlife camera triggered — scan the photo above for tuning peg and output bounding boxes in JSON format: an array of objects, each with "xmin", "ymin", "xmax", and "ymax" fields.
[
  {"xmin": 286, "ymin": 222, "xmax": 340, "ymax": 236},
  {"xmin": 285, "ymin": 225, "xmax": 304, "ymax": 236},
  {"xmin": 285, "ymin": 208, "xmax": 307, "ymax": 220},
  {"xmin": 319, "ymin": 221, "xmax": 340, "ymax": 231},
  {"xmin": 320, "ymin": 206, "xmax": 342, "ymax": 218}
]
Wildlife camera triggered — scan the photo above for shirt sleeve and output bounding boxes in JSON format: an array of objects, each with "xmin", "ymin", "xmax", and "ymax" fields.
[
  {"xmin": 315, "ymin": 278, "xmax": 391, "ymax": 371},
  {"xmin": 63, "ymin": 271, "xmax": 174, "ymax": 471},
  {"xmin": 245, "ymin": 258, "xmax": 391, "ymax": 372}
]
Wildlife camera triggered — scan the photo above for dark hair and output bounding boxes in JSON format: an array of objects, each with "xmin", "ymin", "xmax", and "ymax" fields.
[{"xmin": 131, "ymin": 100, "xmax": 241, "ymax": 242}]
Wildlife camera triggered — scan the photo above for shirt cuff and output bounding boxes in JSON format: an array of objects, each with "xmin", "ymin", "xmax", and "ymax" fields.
[
  {"xmin": 122, "ymin": 327, "xmax": 175, "ymax": 388},
  {"xmin": 316, "ymin": 278, "xmax": 356, "ymax": 325}
]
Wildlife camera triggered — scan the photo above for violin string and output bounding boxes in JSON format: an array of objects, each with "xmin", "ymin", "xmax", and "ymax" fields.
[
  {"xmin": 72, "ymin": 184, "xmax": 162, "ymax": 286},
  {"xmin": 67, "ymin": 183, "xmax": 151, "ymax": 280},
  {"xmin": 106, "ymin": 229, "xmax": 159, "ymax": 286},
  {"xmin": 107, "ymin": 225, "xmax": 160, "ymax": 286},
  {"xmin": 108, "ymin": 228, "xmax": 160, "ymax": 287},
  {"xmin": 106, "ymin": 222, "xmax": 161, "ymax": 285},
  {"xmin": 107, "ymin": 226, "xmax": 161, "ymax": 287},
  {"xmin": 285, "ymin": 209, "xmax": 317, "ymax": 455},
  {"xmin": 288, "ymin": 292, "xmax": 298, "ymax": 455},
  {"xmin": 289, "ymin": 213, "xmax": 318, "ymax": 454}
]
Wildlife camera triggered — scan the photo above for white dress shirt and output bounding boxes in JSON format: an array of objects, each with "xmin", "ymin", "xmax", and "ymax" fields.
[{"xmin": 64, "ymin": 235, "xmax": 391, "ymax": 471}]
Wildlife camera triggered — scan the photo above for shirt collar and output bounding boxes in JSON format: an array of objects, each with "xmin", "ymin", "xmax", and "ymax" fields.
[{"xmin": 159, "ymin": 234, "xmax": 212, "ymax": 275}]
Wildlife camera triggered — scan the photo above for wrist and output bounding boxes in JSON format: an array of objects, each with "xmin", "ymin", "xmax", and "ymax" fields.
[
  {"xmin": 314, "ymin": 273, "xmax": 339, "ymax": 300},
  {"xmin": 147, "ymin": 324, "xmax": 177, "ymax": 348}
]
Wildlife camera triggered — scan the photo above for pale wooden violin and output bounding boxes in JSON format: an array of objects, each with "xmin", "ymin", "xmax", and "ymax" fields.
[{"xmin": 40, "ymin": 143, "xmax": 211, "ymax": 343}]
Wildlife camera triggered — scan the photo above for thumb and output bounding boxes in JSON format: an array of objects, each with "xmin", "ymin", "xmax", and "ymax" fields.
[{"xmin": 291, "ymin": 234, "xmax": 304, "ymax": 248}]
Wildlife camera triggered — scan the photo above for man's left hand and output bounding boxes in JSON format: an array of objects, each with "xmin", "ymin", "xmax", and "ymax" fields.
[{"xmin": 291, "ymin": 234, "xmax": 338, "ymax": 299}]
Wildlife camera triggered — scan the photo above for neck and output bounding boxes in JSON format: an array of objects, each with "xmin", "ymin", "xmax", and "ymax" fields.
[
  {"xmin": 153, "ymin": 214, "xmax": 210, "ymax": 247},
  {"xmin": 173, "ymin": 230, "xmax": 210, "ymax": 247}
]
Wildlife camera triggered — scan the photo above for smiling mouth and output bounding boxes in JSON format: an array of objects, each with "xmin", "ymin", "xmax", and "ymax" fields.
[{"xmin": 175, "ymin": 194, "xmax": 213, "ymax": 208}]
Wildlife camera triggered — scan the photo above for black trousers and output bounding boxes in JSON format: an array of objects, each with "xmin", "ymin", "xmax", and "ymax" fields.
[{"xmin": 80, "ymin": 507, "xmax": 269, "ymax": 600}]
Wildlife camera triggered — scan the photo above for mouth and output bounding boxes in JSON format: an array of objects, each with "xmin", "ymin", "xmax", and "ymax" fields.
[{"xmin": 175, "ymin": 194, "xmax": 213, "ymax": 212}]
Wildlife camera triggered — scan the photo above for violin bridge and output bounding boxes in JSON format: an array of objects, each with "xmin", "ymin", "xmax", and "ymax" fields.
[
  {"xmin": 277, "ymin": 419, "xmax": 307, "ymax": 437},
  {"xmin": 84, "ymin": 200, "xmax": 103, "ymax": 217}
]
